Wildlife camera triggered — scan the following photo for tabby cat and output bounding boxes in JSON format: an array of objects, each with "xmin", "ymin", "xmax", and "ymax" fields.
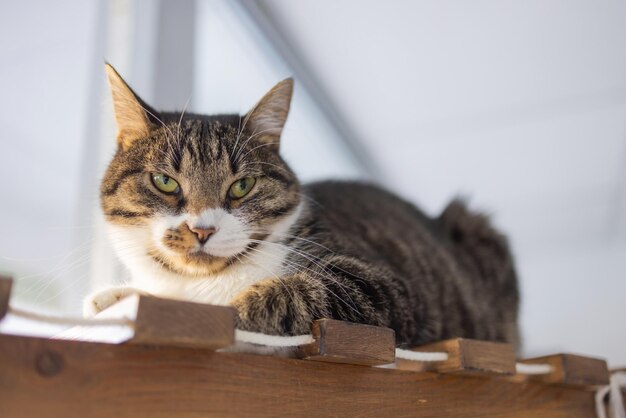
[{"xmin": 85, "ymin": 64, "xmax": 520, "ymax": 349}]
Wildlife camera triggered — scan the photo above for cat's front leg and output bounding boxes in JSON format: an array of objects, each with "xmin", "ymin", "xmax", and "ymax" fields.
[
  {"xmin": 83, "ymin": 285, "xmax": 147, "ymax": 317},
  {"xmin": 230, "ymin": 276, "xmax": 329, "ymax": 335}
]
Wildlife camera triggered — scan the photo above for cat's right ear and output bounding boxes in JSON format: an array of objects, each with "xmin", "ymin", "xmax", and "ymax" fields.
[
  {"xmin": 105, "ymin": 63, "xmax": 158, "ymax": 150},
  {"xmin": 243, "ymin": 78, "xmax": 294, "ymax": 151}
]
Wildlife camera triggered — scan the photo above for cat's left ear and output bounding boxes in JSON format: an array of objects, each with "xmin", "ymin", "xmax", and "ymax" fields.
[{"xmin": 244, "ymin": 78, "xmax": 294, "ymax": 151}]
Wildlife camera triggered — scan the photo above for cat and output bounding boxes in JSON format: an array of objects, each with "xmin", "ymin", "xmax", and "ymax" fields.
[{"xmin": 85, "ymin": 63, "xmax": 520, "ymax": 350}]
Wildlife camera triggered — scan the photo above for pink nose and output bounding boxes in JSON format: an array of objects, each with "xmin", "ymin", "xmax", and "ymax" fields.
[{"xmin": 189, "ymin": 226, "xmax": 217, "ymax": 244}]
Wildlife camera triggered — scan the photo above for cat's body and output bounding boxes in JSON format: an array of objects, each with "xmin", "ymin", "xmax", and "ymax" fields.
[
  {"xmin": 285, "ymin": 182, "xmax": 519, "ymax": 346},
  {"xmin": 87, "ymin": 64, "xmax": 519, "ymax": 349}
]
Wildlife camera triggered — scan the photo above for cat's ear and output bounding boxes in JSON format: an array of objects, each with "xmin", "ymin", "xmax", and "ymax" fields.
[
  {"xmin": 105, "ymin": 63, "xmax": 158, "ymax": 150},
  {"xmin": 244, "ymin": 78, "xmax": 294, "ymax": 150}
]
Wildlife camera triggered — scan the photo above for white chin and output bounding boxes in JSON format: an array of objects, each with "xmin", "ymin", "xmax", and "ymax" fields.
[{"xmin": 202, "ymin": 242, "xmax": 249, "ymax": 258}]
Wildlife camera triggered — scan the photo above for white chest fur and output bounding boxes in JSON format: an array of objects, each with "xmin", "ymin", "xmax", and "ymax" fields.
[
  {"xmin": 106, "ymin": 203, "xmax": 303, "ymax": 306},
  {"xmin": 130, "ymin": 242, "xmax": 288, "ymax": 306}
]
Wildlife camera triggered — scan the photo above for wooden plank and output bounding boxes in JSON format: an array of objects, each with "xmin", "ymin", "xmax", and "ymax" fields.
[
  {"xmin": 518, "ymin": 354, "xmax": 609, "ymax": 387},
  {"xmin": 131, "ymin": 295, "xmax": 236, "ymax": 349},
  {"xmin": 0, "ymin": 276, "xmax": 12, "ymax": 320},
  {"xmin": 0, "ymin": 334, "xmax": 597, "ymax": 418},
  {"xmin": 394, "ymin": 338, "xmax": 516, "ymax": 375},
  {"xmin": 296, "ymin": 319, "xmax": 395, "ymax": 366},
  {"xmin": 56, "ymin": 295, "xmax": 236, "ymax": 350}
]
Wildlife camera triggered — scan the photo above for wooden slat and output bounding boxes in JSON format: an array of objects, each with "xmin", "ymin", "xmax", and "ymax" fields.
[
  {"xmin": 394, "ymin": 338, "xmax": 516, "ymax": 375},
  {"xmin": 0, "ymin": 334, "xmax": 598, "ymax": 418},
  {"xmin": 55, "ymin": 295, "xmax": 236, "ymax": 350},
  {"xmin": 130, "ymin": 295, "xmax": 236, "ymax": 349},
  {"xmin": 518, "ymin": 354, "xmax": 609, "ymax": 387},
  {"xmin": 296, "ymin": 319, "xmax": 395, "ymax": 366},
  {"xmin": 0, "ymin": 276, "xmax": 12, "ymax": 320}
]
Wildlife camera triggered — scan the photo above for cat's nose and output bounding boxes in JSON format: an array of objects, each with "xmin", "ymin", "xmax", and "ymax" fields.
[{"xmin": 189, "ymin": 225, "xmax": 217, "ymax": 244}]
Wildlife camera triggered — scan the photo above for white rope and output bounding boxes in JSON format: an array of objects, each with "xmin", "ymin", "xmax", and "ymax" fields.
[
  {"xmin": 235, "ymin": 329, "xmax": 315, "ymax": 347},
  {"xmin": 7, "ymin": 304, "xmax": 452, "ymax": 360},
  {"xmin": 515, "ymin": 362, "xmax": 554, "ymax": 375},
  {"xmin": 0, "ymin": 304, "xmax": 572, "ymax": 379},
  {"xmin": 595, "ymin": 372, "xmax": 626, "ymax": 418},
  {"xmin": 7, "ymin": 306, "xmax": 134, "ymax": 327},
  {"xmin": 395, "ymin": 348, "xmax": 449, "ymax": 362},
  {"xmin": 7, "ymin": 303, "xmax": 313, "ymax": 347}
]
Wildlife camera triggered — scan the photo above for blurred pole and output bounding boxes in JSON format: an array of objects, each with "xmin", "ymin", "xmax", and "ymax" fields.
[
  {"xmin": 86, "ymin": 0, "xmax": 197, "ymax": 302},
  {"xmin": 153, "ymin": 0, "xmax": 197, "ymax": 110},
  {"xmin": 234, "ymin": 0, "xmax": 383, "ymax": 181},
  {"xmin": 70, "ymin": 0, "xmax": 108, "ymax": 314}
]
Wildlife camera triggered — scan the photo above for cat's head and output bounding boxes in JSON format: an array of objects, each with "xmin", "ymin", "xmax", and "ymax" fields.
[{"xmin": 100, "ymin": 64, "xmax": 300, "ymax": 277}]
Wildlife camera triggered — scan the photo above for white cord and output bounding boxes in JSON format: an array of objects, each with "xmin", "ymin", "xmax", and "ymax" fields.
[
  {"xmin": 596, "ymin": 372, "xmax": 626, "ymax": 418},
  {"xmin": 395, "ymin": 348, "xmax": 449, "ymax": 362},
  {"xmin": 234, "ymin": 329, "xmax": 315, "ymax": 346},
  {"xmin": 7, "ymin": 304, "xmax": 453, "ymax": 361},
  {"xmin": 2, "ymin": 304, "xmax": 563, "ymax": 376},
  {"xmin": 515, "ymin": 362, "xmax": 554, "ymax": 375},
  {"xmin": 7, "ymin": 306, "xmax": 133, "ymax": 327}
]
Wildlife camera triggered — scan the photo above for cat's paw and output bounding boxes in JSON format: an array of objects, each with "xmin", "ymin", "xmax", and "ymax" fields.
[
  {"xmin": 83, "ymin": 286, "xmax": 144, "ymax": 318},
  {"xmin": 230, "ymin": 277, "xmax": 324, "ymax": 335}
]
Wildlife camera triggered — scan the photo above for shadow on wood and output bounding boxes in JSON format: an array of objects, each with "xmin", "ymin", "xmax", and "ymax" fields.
[{"xmin": 0, "ymin": 276, "xmax": 12, "ymax": 320}]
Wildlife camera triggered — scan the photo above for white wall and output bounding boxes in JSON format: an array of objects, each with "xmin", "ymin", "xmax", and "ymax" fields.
[
  {"xmin": 193, "ymin": 0, "xmax": 365, "ymax": 182},
  {"xmin": 258, "ymin": 0, "xmax": 626, "ymax": 366},
  {"xmin": 0, "ymin": 0, "xmax": 103, "ymax": 312}
]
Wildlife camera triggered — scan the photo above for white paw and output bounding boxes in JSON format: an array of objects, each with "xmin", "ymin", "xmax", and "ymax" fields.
[{"xmin": 83, "ymin": 286, "xmax": 144, "ymax": 318}]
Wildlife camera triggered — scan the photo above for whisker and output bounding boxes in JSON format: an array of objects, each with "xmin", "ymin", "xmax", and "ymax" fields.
[
  {"xmin": 233, "ymin": 128, "xmax": 282, "ymax": 164},
  {"xmin": 245, "ymin": 243, "xmax": 360, "ymax": 314},
  {"xmin": 231, "ymin": 97, "xmax": 266, "ymax": 160},
  {"xmin": 237, "ymin": 141, "xmax": 281, "ymax": 163},
  {"xmin": 238, "ymin": 251, "xmax": 296, "ymax": 303}
]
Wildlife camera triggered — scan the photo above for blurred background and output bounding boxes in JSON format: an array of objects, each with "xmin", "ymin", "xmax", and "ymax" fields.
[{"xmin": 0, "ymin": 0, "xmax": 624, "ymax": 365}]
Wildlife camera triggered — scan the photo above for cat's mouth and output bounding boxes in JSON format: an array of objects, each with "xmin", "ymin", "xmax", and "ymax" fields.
[
  {"xmin": 149, "ymin": 248, "xmax": 233, "ymax": 276},
  {"xmin": 151, "ymin": 232, "xmax": 268, "ymax": 277}
]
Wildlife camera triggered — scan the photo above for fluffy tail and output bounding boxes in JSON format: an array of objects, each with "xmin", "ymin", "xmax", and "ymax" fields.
[
  {"xmin": 438, "ymin": 199, "xmax": 514, "ymax": 285},
  {"xmin": 438, "ymin": 199, "xmax": 520, "ymax": 347}
]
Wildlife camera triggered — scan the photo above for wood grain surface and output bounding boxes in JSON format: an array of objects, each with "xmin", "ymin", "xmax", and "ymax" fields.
[
  {"xmin": 297, "ymin": 318, "xmax": 396, "ymax": 365},
  {"xmin": 0, "ymin": 334, "xmax": 598, "ymax": 418},
  {"xmin": 518, "ymin": 354, "xmax": 610, "ymax": 387},
  {"xmin": 395, "ymin": 338, "xmax": 516, "ymax": 375},
  {"xmin": 131, "ymin": 295, "xmax": 236, "ymax": 349},
  {"xmin": 0, "ymin": 276, "xmax": 12, "ymax": 320}
]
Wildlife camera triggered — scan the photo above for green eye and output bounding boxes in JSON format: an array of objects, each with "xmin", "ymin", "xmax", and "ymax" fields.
[
  {"xmin": 229, "ymin": 177, "xmax": 256, "ymax": 199},
  {"xmin": 151, "ymin": 173, "xmax": 180, "ymax": 194}
]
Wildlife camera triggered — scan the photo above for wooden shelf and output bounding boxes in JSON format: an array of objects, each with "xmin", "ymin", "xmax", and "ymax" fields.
[{"xmin": 0, "ymin": 333, "xmax": 598, "ymax": 418}]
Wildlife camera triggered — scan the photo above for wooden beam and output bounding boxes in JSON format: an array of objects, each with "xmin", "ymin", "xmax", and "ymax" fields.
[
  {"xmin": 131, "ymin": 295, "xmax": 236, "ymax": 349},
  {"xmin": 0, "ymin": 276, "xmax": 12, "ymax": 320},
  {"xmin": 394, "ymin": 338, "xmax": 516, "ymax": 375},
  {"xmin": 57, "ymin": 294, "xmax": 236, "ymax": 350},
  {"xmin": 0, "ymin": 334, "xmax": 598, "ymax": 418},
  {"xmin": 296, "ymin": 319, "xmax": 395, "ymax": 366},
  {"xmin": 517, "ymin": 354, "xmax": 609, "ymax": 387}
]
